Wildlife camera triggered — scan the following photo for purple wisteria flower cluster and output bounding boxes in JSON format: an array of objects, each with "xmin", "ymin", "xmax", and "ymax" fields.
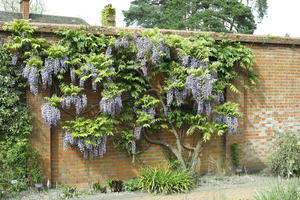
[
  {"xmin": 181, "ymin": 56, "xmax": 209, "ymax": 70},
  {"xmin": 42, "ymin": 57, "xmax": 68, "ymax": 89},
  {"xmin": 63, "ymin": 131, "xmax": 107, "ymax": 159},
  {"xmin": 151, "ymin": 42, "xmax": 170, "ymax": 64},
  {"xmin": 41, "ymin": 103, "xmax": 61, "ymax": 126},
  {"xmin": 133, "ymin": 106, "xmax": 156, "ymax": 150},
  {"xmin": 61, "ymin": 94, "xmax": 88, "ymax": 115},
  {"xmin": 22, "ymin": 66, "xmax": 39, "ymax": 95},
  {"xmin": 167, "ymin": 89, "xmax": 188, "ymax": 107},
  {"xmin": 185, "ymin": 72, "xmax": 216, "ymax": 114},
  {"xmin": 215, "ymin": 114, "xmax": 238, "ymax": 134},
  {"xmin": 99, "ymin": 95, "xmax": 122, "ymax": 116},
  {"xmin": 12, "ymin": 54, "xmax": 18, "ymax": 66},
  {"xmin": 136, "ymin": 37, "xmax": 153, "ymax": 59},
  {"xmin": 114, "ymin": 37, "xmax": 129, "ymax": 49}
]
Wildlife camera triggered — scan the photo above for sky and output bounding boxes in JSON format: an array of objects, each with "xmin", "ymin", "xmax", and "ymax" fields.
[{"xmin": 44, "ymin": 0, "xmax": 300, "ymax": 37}]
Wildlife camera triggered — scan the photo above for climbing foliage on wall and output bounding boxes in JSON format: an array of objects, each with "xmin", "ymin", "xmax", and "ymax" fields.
[
  {"xmin": 3, "ymin": 19, "xmax": 257, "ymax": 172},
  {"xmin": 0, "ymin": 36, "xmax": 42, "ymax": 194}
]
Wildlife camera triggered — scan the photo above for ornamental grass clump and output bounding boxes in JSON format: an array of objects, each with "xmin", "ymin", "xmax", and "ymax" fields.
[
  {"xmin": 255, "ymin": 179, "xmax": 300, "ymax": 200},
  {"xmin": 138, "ymin": 167, "xmax": 194, "ymax": 194}
]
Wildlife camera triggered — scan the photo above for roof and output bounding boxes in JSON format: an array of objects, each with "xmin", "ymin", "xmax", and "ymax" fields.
[{"xmin": 0, "ymin": 11, "xmax": 89, "ymax": 25}]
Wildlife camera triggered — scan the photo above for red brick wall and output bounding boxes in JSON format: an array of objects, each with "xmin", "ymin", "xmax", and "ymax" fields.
[{"xmin": 3, "ymin": 23, "xmax": 300, "ymax": 187}]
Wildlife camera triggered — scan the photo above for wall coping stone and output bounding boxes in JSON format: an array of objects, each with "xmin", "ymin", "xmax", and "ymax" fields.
[{"xmin": 1, "ymin": 21, "xmax": 300, "ymax": 46}]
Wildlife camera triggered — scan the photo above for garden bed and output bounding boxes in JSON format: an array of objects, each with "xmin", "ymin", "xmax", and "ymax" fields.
[{"xmin": 8, "ymin": 175, "xmax": 295, "ymax": 200}]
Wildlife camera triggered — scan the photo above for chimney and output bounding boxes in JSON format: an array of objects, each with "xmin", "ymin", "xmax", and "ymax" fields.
[
  {"xmin": 20, "ymin": 0, "xmax": 30, "ymax": 20},
  {"xmin": 101, "ymin": 4, "xmax": 116, "ymax": 27}
]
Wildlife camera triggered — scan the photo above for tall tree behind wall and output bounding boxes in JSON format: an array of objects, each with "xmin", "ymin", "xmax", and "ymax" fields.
[{"xmin": 123, "ymin": 0, "xmax": 268, "ymax": 34}]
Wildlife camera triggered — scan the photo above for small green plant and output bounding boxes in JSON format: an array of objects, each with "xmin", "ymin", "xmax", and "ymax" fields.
[
  {"xmin": 255, "ymin": 179, "xmax": 300, "ymax": 200},
  {"xmin": 62, "ymin": 186, "xmax": 81, "ymax": 199},
  {"xmin": 138, "ymin": 167, "xmax": 194, "ymax": 194},
  {"xmin": 230, "ymin": 143, "xmax": 240, "ymax": 168},
  {"xmin": 124, "ymin": 178, "xmax": 140, "ymax": 192},
  {"xmin": 92, "ymin": 182, "xmax": 107, "ymax": 193},
  {"xmin": 271, "ymin": 131, "xmax": 300, "ymax": 178}
]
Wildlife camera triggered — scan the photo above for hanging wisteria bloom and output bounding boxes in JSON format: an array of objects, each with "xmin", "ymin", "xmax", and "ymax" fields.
[
  {"xmin": 189, "ymin": 57, "xmax": 209, "ymax": 70},
  {"xmin": 134, "ymin": 126, "xmax": 142, "ymax": 140},
  {"xmin": 12, "ymin": 54, "xmax": 18, "ymax": 66},
  {"xmin": 140, "ymin": 59, "xmax": 148, "ymax": 76},
  {"xmin": 151, "ymin": 42, "xmax": 170, "ymax": 64},
  {"xmin": 213, "ymin": 92, "xmax": 225, "ymax": 104},
  {"xmin": 205, "ymin": 102, "xmax": 212, "ymax": 116},
  {"xmin": 63, "ymin": 132, "xmax": 108, "ymax": 159},
  {"xmin": 41, "ymin": 57, "xmax": 68, "ymax": 89},
  {"xmin": 186, "ymin": 73, "xmax": 214, "ymax": 100},
  {"xmin": 136, "ymin": 37, "xmax": 153, "ymax": 59},
  {"xmin": 70, "ymin": 68, "xmax": 76, "ymax": 84},
  {"xmin": 181, "ymin": 55, "xmax": 190, "ymax": 67},
  {"xmin": 196, "ymin": 100, "xmax": 204, "ymax": 114},
  {"xmin": 167, "ymin": 89, "xmax": 188, "ymax": 107},
  {"xmin": 148, "ymin": 107, "xmax": 156, "ymax": 118},
  {"xmin": 41, "ymin": 103, "xmax": 61, "ymax": 126},
  {"xmin": 105, "ymin": 47, "xmax": 113, "ymax": 56},
  {"xmin": 115, "ymin": 37, "xmax": 129, "ymax": 49},
  {"xmin": 131, "ymin": 140, "xmax": 136, "ymax": 154},
  {"xmin": 215, "ymin": 114, "xmax": 238, "ymax": 134},
  {"xmin": 22, "ymin": 66, "xmax": 39, "ymax": 95},
  {"xmin": 99, "ymin": 95, "xmax": 122, "ymax": 116},
  {"xmin": 61, "ymin": 94, "xmax": 88, "ymax": 115}
]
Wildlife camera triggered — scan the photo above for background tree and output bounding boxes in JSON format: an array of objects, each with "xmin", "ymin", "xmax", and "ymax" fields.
[
  {"xmin": 123, "ymin": 0, "xmax": 268, "ymax": 34},
  {"xmin": 240, "ymin": 0, "xmax": 268, "ymax": 21},
  {"xmin": 0, "ymin": 0, "xmax": 45, "ymax": 14}
]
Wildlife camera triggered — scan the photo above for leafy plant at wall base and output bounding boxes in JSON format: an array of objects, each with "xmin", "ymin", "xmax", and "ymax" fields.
[
  {"xmin": 230, "ymin": 143, "xmax": 240, "ymax": 168},
  {"xmin": 271, "ymin": 131, "xmax": 300, "ymax": 178},
  {"xmin": 92, "ymin": 182, "xmax": 107, "ymax": 193},
  {"xmin": 124, "ymin": 178, "xmax": 140, "ymax": 191},
  {"xmin": 0, "ymin": 42, "xmax": 43, "ymax": 197},
  {"xmin": 138, "ymin": 167, "xmax": 194, "ymax": 194}
]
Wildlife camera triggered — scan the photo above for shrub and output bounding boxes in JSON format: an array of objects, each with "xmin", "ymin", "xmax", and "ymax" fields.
[
  {"xmin": 0, "ymin": 44, "xmax": 42, "ymax": 197},
  {"xmin": 138, "ymin": 167, "xmax": 194, "ymax": 194},
  {"xmin": 124, "ymin": 178, "xmax": 140, "ymax": 191},
  {"xmin": 255, "ymin": 179, "xmax": 300, "ymax": 200},
  {"xmin": 92, "ymin": 182, "xmax": 107, "ymax": 193},
  {"xmin": 107, "ymin": 179, "xmax": 123, "ymax": 192},
  {"xmin": 270, "ymin": 131, "xmax": 300, "ymax": 177},
  {"xmin": 230, "ymin": 143, "xmax": 240, "ymax": 168}
]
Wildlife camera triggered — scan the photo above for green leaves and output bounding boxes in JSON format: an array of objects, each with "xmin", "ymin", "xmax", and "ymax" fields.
[
  {"xmin": 81, "ymin": 53, "xmax": 115, "ymax": 83},
  {"xmin": 101, "ymin": 82, "xmax": 124, "ymax": 99},
  {"xmin": 26, "ymin": 56, "xmax": 43, "ymax": 68},
  {"xmin": 44, "ymin": 44, "xmax": 68, "ymax": 58},
  {"xmin": 60, "ymin": 83, "xmax": 83, "ymax": 96},
  {"xmin": 44, "ymin": 95, "xmax": 64, "ymax": 107},
  {"xmin": 214, "ymin": 102, "xmax": 241, "ymax": 117},
  {"xmin": 3, "ymin": 19, "xmax": 35, "ymax": 36},
  {"xmin": 63, "ymin": 115, "xmax": 118, "ymax": 139},
  {"xmin": 135, "ymin": 95, "xmax": 159, "ymax": 109}
]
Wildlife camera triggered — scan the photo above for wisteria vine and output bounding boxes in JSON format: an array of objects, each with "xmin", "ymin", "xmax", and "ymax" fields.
[{"xmin": 4, "ymin": 20, "xmax": 256, "ymax": 164}]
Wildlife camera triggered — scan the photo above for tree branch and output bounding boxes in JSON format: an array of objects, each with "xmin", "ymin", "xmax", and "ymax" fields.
[
  {"xmin": 189, "ymin": 138, "xmax": 204, "ymax": 171},
  {"xmin": 143, "ymin": 132, "xmax": 178, "ymax": 156}
]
